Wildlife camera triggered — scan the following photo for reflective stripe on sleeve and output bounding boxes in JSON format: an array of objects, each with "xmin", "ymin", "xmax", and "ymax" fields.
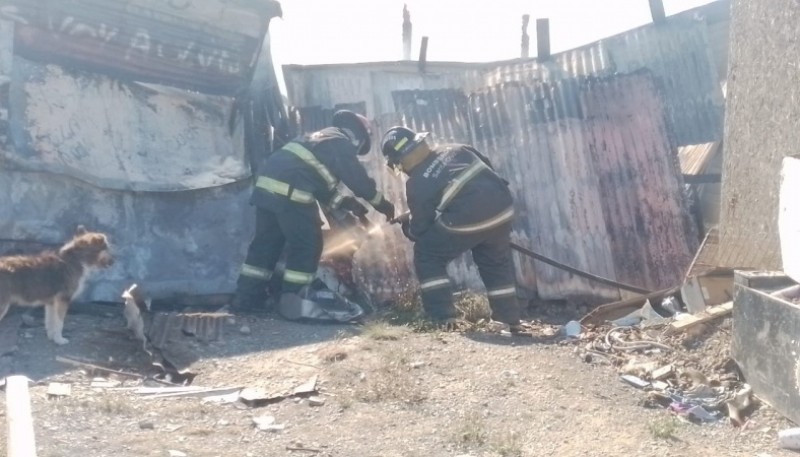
[{"xmin": 369, "ymin": 191, "xmax": 384, "ymax": 206}]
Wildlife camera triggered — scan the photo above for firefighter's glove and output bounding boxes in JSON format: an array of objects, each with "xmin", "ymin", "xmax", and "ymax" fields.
[
  {"xmin": 373, "ymin": 198, "xmax": 395, "ymax": 221},
  {"xmin": 400, "ymin": 220, "xmax": 414, "ymax": 241},
  {"xmin": 340, "ymin": 196, "xmax": 368, "ymax": 218}
]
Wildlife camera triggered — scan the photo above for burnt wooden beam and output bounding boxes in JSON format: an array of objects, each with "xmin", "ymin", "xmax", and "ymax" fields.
[
  {"xmin": 649, "ymin": 0, "xmax": 667, "ymax": 24},
  {"xmin": 521, "ymin": 14, "xmax": 530, "ymax": 59},
  {"xmin": 403, "ymin": 4, "xmax": 412, "ymax": 60},
  {"xmin": 418, "ymin": 36, "xmax": 429, "ymax": 73},
  {"xmin": 536, "ymin": 18, "xmax": 550, "ymax": 60}
]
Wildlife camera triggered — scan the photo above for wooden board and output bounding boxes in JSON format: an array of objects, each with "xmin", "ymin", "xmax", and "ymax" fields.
[{"xmin": 665, "ymin": 301, "xmax": 732, "ymax": 334}]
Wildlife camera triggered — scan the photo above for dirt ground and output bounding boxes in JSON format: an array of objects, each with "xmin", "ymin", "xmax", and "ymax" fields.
[{"xmin": 0, "ymin": 302, "xmax": 796, "ymax": 457}]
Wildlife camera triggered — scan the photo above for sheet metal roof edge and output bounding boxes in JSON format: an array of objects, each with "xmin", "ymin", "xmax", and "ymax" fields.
[{"xmin": 282, "ymin": 0, "xmax": 729, "ymax": 72}]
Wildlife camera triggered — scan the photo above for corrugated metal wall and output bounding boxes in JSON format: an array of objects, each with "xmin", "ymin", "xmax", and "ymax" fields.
[
  {"xmin": 389, "ymin": 71, "xmax": 698, "ymax": 302},
  {"xmin": 283, "ymin": 1, "xmax": 727, "ymax": 148}
]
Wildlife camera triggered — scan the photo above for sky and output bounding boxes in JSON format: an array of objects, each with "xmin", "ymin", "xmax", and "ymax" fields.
[{"xmin": 268, "ymin": 0, "xmax": 718, "ymax": 69}]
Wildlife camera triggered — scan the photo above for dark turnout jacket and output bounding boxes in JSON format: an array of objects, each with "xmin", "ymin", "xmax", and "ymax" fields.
[
  {"xmin": 251, "ymin": 128, "xmax": 384, "ymax": 212},
  {"xmin": 406, "ymin": 144, "xmax": 514, "ymax": 240}
]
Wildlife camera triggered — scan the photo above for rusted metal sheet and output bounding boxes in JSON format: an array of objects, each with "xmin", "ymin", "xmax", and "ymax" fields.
[
  {"xmin": 290, "ymin": 73, "xmax": 698, "ymax": 303},
  {"xmin": 3, "ymin": 0, "xmax": 281, "ymax": 95},
  {"xmin": 718, "ymin": 0, "xmax": 800, "ymax": 271},
  {"xmin": 391, "ymin": 72, "xmax": 698, "ymax": 302},
  {"xmin": 6, "ymin": 59, "xmax": 247, "ymax": 191}
]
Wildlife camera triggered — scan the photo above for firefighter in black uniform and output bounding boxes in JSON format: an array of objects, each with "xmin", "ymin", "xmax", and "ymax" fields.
[
  {"xmin": 380, "ymin": 126, "xmax": 523, "ymax": 331},
  {"xmin": 234, "ymin": 110, "xmax": 395, "ymax": 320}
]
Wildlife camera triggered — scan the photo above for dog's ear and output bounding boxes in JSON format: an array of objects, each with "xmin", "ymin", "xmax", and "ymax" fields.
[{"xmin": 75, "ymin": 225, "xmax": 87, "ymax": 235}]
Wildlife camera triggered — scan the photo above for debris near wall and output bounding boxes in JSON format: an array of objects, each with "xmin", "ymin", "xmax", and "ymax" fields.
[
  {"xmin": 122, "ymin": 283, "xmax": 231, "ymax": 384},
  {"xmin": 572, "ymin": 313, "xmax": 755, "ymax": 427}
]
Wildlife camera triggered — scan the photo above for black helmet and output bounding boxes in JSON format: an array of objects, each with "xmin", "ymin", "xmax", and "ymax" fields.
[
  {"xmin": 332, "ymin": 110, "xmax": 372, "ymax": 155},
  {"xmin": 380, "ymin": 126, "xmax": 430, "ymax": 169}
]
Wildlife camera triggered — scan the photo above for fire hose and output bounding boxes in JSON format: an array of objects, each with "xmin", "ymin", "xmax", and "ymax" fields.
[{"xmin": 388, "ymin": 211, "xmax": 651, "ymax": 295}]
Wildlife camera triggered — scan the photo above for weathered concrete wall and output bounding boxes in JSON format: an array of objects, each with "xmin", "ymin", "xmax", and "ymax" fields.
[
  {"xmin": 7, "ymin": 60, "xmax": 247, "ymax": 191},
  {"xmin": 718, "ymin": 0, "xmax": 800, "ymax": 269}
]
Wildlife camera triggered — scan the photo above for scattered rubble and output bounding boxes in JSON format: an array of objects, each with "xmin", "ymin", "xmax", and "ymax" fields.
[
  {"xmin": 252, "ymin": 415, "xmax": 285, "ymax": 432},
  {"xmin": 574, "ymin": 306, "xmax": 755, "ymax": 428},
  {"xmin": 46, "ymin": 382, "xmax": 72, "ymax": 397}
]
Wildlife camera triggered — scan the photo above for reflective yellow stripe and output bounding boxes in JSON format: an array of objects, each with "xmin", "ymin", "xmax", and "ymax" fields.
[
  {"xmin": 329, "ymin": 190, "xmax": 346, "ymax": 209},
  {"xmin": 283, "ymin": 269, "xmax": 315, "ymax": 285},
  {"xmin": 437, "ymin": 160, "xmax": 488, "ymax": 212},
  {"xmin": 487, "ymin": 286, "xmax": 516, "ymax": 298},
  {"xmin": 369, "ymin": 191, "xmax": 384, "ymax": 206},
  {"xmin": 394, "ymin": 137, "xmax": 409, "ymax": 151},
  {"xmin": 438, "ymin": 206, "xmax": 514, "ymax": 234},
  {"xmin": 283, "ymin": 142, "xmax": 338, "ymax": 190},
  {"xmin": 255, "ymin": 177, "xmax": 315, "ymax": 204},
  {"xmin": 241, "ymin": 264, "xmax": 272, "ymax": 280},
  {"xmin": 420, "ymin": 277, "xmax": 450, "ymax": 290}
]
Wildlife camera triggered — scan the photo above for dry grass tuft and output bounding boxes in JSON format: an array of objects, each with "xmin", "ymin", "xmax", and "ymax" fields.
[
  {"xmin": 316, "ymin": 345, "xmax": 350, "ymax": 363},
  {"xmin": 648, "ymin": 416, "xmax": 682, "ymax": 440},
  {"xmin": 454, "ymin": 411, "xmax": 488, "ymax": 447},
  {"xmin": 492, "ymin": 431, "xmax": 524, "ymax": 457},
  {"xmin": 351, "ymin": 347, "xmax": 426, "ymax": 404},
  {"xmin": 361, "ymin": 321, "xmax": 409, "ymax": 341},
  {"xmin": 454, "ymin": 292, "xmax": 492, "ymax": 323}
]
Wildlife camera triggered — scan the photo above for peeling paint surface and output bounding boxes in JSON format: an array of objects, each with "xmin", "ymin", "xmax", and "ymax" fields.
[{"xmin": 6, "ymin": 60, "xmax": 247, "ymax": 191}]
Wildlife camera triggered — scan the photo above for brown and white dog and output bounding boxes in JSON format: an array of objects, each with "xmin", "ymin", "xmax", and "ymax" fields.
[{"xmin": 0, "ymin": 226, "xmax": 114, "ymax": 345}]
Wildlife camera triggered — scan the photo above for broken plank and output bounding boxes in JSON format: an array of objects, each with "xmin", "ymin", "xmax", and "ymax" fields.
[
  {"xmin": 143, "ymin": 387, "xmax": 243, "ymax": 399},
  {"xmin": 650, "ymin": 364, "xmax": 675, "ymax": 381},
  {"xmin": 6, "ymin": 375, "xmax": 36, "ymax": 457},
  {"xmin": 581, "ymin": 286, "xmax": 680, "ymax": 325},
  {"xmin": 292, "ymin": 375, "xmax": 318, "ymax": 397},
  {"xmin": 46, "ymin": 382, "xmax": 72, "ymax": 397},
  {"xmin": 55, "ymin": 356, "xmax": 143, "ymax": 379},
  {"xmin": 666, "ymin": 302, "xmax": 733, "ymax": 335}
]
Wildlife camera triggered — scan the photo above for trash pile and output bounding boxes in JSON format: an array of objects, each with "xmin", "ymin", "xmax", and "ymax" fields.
[{"xmin": 569, "ymin": 302, "xmax": 756, "ymax": 427}]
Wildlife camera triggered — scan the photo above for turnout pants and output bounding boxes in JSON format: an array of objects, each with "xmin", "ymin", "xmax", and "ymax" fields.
[
  {"xmin": 237, "ymin": 204, "xmax": 323, "ymax": 305},
  {"xmin": 413, "ymin": 221, "xmax": 520, "ymax": 325}
]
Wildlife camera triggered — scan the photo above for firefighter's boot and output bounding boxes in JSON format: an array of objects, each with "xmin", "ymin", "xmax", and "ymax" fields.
[{"xmin": 231, "ymin": 276, "xmax": 270, "ymax": 312}]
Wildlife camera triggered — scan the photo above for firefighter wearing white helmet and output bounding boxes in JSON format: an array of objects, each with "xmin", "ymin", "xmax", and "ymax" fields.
[
  {"xmin": 234, "ymin": 111, "xmax": 395, "ymax": 321},
  {"xmin": 381, "ymin": 126, "xmax": 523, "ymax": 332}
]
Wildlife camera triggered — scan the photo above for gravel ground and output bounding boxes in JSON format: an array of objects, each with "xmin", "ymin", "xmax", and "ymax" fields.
[{"xmin": 0, "ymin": 304, "xmax": 795, "ymax": 457}]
